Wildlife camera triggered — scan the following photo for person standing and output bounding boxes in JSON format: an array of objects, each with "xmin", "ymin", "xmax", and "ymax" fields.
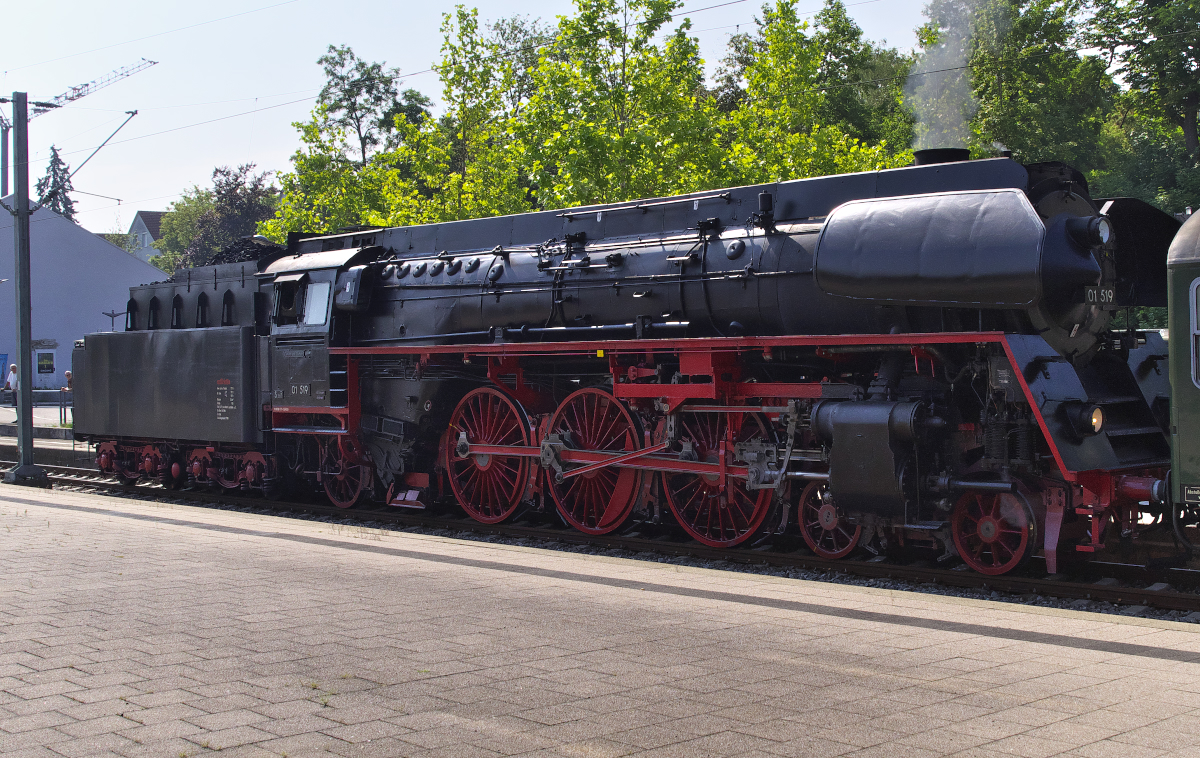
[
  {"xmin": 4, "ymin": 363, "xmax": 17, "ymax": 423},
  {"xmin": 4, "ymin": 364, "xmax": 16, "ymax": 406}
]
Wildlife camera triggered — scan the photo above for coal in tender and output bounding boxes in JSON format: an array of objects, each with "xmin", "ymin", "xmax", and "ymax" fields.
[{"xmin": 204, "ymin": 236, "xmax": 282, "ymax": 266}]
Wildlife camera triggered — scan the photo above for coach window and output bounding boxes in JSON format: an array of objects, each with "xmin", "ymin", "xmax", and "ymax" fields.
[
  {"xmin": 147, "ymin": 297, "xmax": 161, "ymax": 330},
  {"xmin": 222, "ymin": 290, "xmax": 237, "ymax": 326},
  {"xmin": 125, "ymin": 299, "xmax": 139, "ymax": 331},
  {"xmin": 196, "ymin": 292, "xmax": 209, "ymax": 328},
  {"xmin": 171, "ymin": 295, "xmax": 184, "ymax": 328},
  {"xmin": 1192, "ymin": 278, "xmax": 1200, "ymax": 389},
  {"xmin": 303, "ymin": 281, "xmax": 331, "ymax": 326}
]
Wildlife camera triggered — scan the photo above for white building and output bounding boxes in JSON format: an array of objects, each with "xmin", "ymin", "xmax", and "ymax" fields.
[
  {"xmin": 127, "ymin": 210, "xmax": 166, "ymax": 264},
  {"xmin": 0, "ymin": 202, "xmax": 164, "ymax": 389}
]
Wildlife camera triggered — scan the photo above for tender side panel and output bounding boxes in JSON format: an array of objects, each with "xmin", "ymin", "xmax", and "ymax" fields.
[{"xmin": 73, "ymin": 326, "xmax": 259, "ymax": 443}]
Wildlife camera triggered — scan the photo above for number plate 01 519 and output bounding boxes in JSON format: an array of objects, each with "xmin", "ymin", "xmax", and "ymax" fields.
[{"xmin": 1084, "ymin": 285, "xmax": 1117, "ymax": 308}]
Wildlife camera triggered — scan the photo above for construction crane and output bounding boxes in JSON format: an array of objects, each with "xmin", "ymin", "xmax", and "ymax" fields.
[
  {"xmin": 30, "ymin": 58, "xmax": 157, "ymax": 119},
  {"xmin": 1, "ymin": 58, "xmax": 157, "ymax": 196}
]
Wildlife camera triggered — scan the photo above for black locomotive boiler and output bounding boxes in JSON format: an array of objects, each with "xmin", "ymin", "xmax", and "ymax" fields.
[{"xmin": 73, "ymin": 150, "xmax": 1185, "ymax": 575}]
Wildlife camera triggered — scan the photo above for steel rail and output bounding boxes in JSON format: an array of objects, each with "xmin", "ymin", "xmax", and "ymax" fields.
[{"xmin": 16, "ymin": 462, "xmax": 1200, "ymax": 615}]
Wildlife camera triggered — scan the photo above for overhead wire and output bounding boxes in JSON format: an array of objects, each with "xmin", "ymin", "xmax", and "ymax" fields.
[
  {"xmin": 2, "ymin": 0, "xmax": 304, "ymax": 73},
  {"xmin": 21, "ymin": 0, "xmax": 1193, "ymax": 210}
]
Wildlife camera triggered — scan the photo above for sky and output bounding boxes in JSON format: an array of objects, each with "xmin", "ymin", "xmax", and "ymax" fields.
[{"xmin": 3, "ymin": 0, "xmax": 927, "ymax": 234}]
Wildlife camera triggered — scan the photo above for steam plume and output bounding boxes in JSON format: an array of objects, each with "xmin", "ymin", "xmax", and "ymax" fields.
[{"xmin": 905, "ymin": 0, "xmax": 990, "ymax": 150}]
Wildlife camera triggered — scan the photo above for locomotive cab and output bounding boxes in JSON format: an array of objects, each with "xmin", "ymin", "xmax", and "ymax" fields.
[{"xmin": 260, "ymin": 246, "xmax": 378, "ymax": 422}]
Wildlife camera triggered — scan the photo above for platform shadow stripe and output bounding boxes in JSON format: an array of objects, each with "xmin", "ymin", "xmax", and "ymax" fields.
[{"xmin": 10, "ymin": 495, "xmax": 1200, "ymax": 663}]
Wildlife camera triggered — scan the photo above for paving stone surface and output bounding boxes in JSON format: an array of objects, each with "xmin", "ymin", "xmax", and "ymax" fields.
[{"xmin": 0, "ymin": 486, "xmax": 1199, "ymax": 757}]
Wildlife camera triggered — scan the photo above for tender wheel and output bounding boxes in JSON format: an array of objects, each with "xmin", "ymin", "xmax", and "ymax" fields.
[
  {"xmin": 323, "ymin": 437, "xmax": 367, "ymax": 509},
  {"xmin": 951, "ymin": 490, "xmax": 1036, "ymax": 575},
  {"xmin": 547, "ymin": 387, "xmax": 644, "ymax": 535},
  {"xmin": 446, "ymin": 387, "xmax": 533, "ymax": 524},
  {"xmin": 798, "ymin": 481, "xmax": 861, "ymax": 558},
  {"xmin": 187, "ymin": 449, "xmax": 213, "ymax": 488},
  {"xmin": 661, "ymin": 411, "xmax": 773, "ymax": 547}
]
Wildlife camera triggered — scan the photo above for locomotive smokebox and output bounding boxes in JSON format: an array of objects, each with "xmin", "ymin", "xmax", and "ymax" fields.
[{"xmin": 913, "ymin": 147, "xmax": 971, "ymax": 165}]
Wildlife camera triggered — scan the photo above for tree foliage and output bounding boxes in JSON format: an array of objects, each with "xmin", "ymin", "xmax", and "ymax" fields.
[
  {"xmin": 517, "ymin": 0, "xmax": 726, "ymax": 207},
  {"xmin": 34, "ymin": 145, "xmax": 76, "ymax": 221},
  {"xmin": 154, "ymin": 164, "xmax": 278, "ymax": 272},
  {"xmin": 1090, "ymin": 0, "xmax": 1200, "ymax": 157},
  {"xmin": 969, "ymin": 0, "xmax": 1115, "ymax": 170},
  {"xmin": 257, "ymin": 0, "xmax": 1200, "ymax": 242},
  {"xmin": 316, "ymin": 45, "xmax": 432, "ymax": 163},
  {"xmin": 722, "ymin": 0, "xmax": 908, "ymax": 186},
  {"xmin": 385, "ymin": 6, "xmax": 530, "ymax": 222}
]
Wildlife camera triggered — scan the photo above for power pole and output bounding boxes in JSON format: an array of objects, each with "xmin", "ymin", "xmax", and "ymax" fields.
[
  {"xmin": 0, "ymin": 59, "xmax": 155, "ymax": 201},
  {"xmin": 0, "ymin": 111, "xmax": 9, "ymax": 197},
  {"xmin": 3, "ymin": 93, "xmax": 47, "ymax": 486}
]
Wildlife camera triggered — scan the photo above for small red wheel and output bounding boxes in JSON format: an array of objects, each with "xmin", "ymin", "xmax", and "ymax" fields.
[
  {"xmin": 662, "ymin": 411, "xmax": 773, "ymax": 547},
  {"xmin": 446, "ymin": 387, "xmax": 533, "ymax": 524},
  {"xmin": 951, "ymin": 490, "xmax": 1035, "ymax": 575},
  {"xmin": 96, "ymin": 442, "xmax": 118, "ymax": 474},
  {"xmin": 547, "ymin": 388, "xmax": 644, "ymax": 535},
  {"xmin": 798, "ymin": 481, "xmax": 861, "ymax": 559},
  {"xmin": 187, "ymin": 449, "xmax": 213, "ymax": 485},
  {"xmin": 323, "ymin": 437, "xmax": 367, "ymax": 509}
]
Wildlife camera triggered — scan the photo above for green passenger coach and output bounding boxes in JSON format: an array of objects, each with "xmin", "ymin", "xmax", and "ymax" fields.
[{"xmin": 1170, "ymin": 211, "xmax": 1200, "ymax": 544}]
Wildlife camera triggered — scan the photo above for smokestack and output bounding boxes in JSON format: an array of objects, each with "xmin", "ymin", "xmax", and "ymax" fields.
[{"xmin": 912, "ymin": 148, "xmax": 971, "ymax": 166}]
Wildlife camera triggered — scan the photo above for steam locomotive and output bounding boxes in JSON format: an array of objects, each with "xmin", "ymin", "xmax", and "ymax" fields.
[{"xmin": 73, "ymin": 148, "xmax": 1198, "ymax": 576}]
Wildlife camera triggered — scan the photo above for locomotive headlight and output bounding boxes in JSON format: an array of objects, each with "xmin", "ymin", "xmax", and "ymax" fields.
[
  {"xmin": 1064, "ymin": 401, "xmax": 1105, "ymax": 437},
  {"xmin": 1066, "ymin": 215, "xmax": 1115, "ymax": 249}
]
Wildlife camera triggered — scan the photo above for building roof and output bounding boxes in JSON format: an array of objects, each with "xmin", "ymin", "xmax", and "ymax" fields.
[{"xmin": 132, "ymin": 210, "xmax": 166, "ymax": 240}]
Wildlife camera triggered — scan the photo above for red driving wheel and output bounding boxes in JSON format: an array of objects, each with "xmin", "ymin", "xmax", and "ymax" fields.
[
  {"xmin": 547, "ymin": 388, "xmax": 644, "ymax": 535},
  {"xmin": 661, "ymin": 411, "xmax": 773, "ymax": 547},
  {"xmin": 446, "ymin": 387, "xmax": 533, "ymax": 524}
]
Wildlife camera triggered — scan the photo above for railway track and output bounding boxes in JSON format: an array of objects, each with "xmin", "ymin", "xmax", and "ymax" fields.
[{"xmin": 17, "ymin": 462, "xmax": 1200, "ymax": 615}]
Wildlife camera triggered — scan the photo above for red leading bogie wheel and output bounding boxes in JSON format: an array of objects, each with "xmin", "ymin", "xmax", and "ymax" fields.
[
  {"xmin": 661, "ymin": 411, "xmax": 773, "ymax": 547},
  {"xmin": 547, "ymin": 387, "xmax": 644, "ymax": 535},
  {"xmin": 951, "ymin": 490, "xmax": 1035, "ymax": 575},
  {"xmin": 798, "ymin": 480, "xmax": 861, "ymax": 559},
  {"xmin": 446, "ymin": 387, "xmax": 533, "ymax": 524}
]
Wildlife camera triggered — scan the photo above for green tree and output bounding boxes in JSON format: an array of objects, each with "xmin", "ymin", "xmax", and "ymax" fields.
[
  {"xmin": 153, "ymin": 187, "xmax": 215, "ymax": 270},
  {"xmin": 378, "ymin": 6, "xmax": 531, "ymax": 225},
  {"xmin": 154, "ymin": 164, "xmax": 277, "ymax": 271},
  {"xmin": 317, "ymin": 45, "xmax": 432, "ymax": 163},
  {"xmin": 723, "ymin": 0, "xmax": 906, "ymax": 186},
  {"xmin": 517, "ymin": 0, "xmax": 724, "ymax": 207},
  {"xmin": 1090, "ymin": 0, "xmax": 1200, "ymax": 158},
  {"xmin": 1088, "ymin": 99, "xmax": 1200, "ymax": 211},
  {"xmin": 486, "ymin": 15, "xmax": 555, "ymax": 118},
  {"xmin": 34, "ymin": 145, "xmax": 76, "ymax": 221},
  {"xmin": 969, "ymin": 0, "xmax": 1115, "ymax": 169},
  {"xmin": 812, "ymin": 0, "xmax": 914, "ymax": 152},
  {"xmin": 259, "ymin": 108, "xmax": 394, "ymax": 240}
]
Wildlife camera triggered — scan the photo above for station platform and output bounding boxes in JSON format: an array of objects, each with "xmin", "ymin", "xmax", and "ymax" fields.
[
  {"xmin": 0, "ymin": 407, "xmax": 73, "ymax": 430},
  {"xmin": 1, "ymin": 487, "xmax": 1199, "ymax": 757}
]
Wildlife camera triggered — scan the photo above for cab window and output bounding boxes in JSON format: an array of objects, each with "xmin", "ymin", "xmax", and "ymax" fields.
[
  {"xmin": 303, "ymin": 281, "xmax": 331, "ymax": 326},
  {"xmin": 273, "ymin": 280, "xmax": 304, "ymax": 326}
]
